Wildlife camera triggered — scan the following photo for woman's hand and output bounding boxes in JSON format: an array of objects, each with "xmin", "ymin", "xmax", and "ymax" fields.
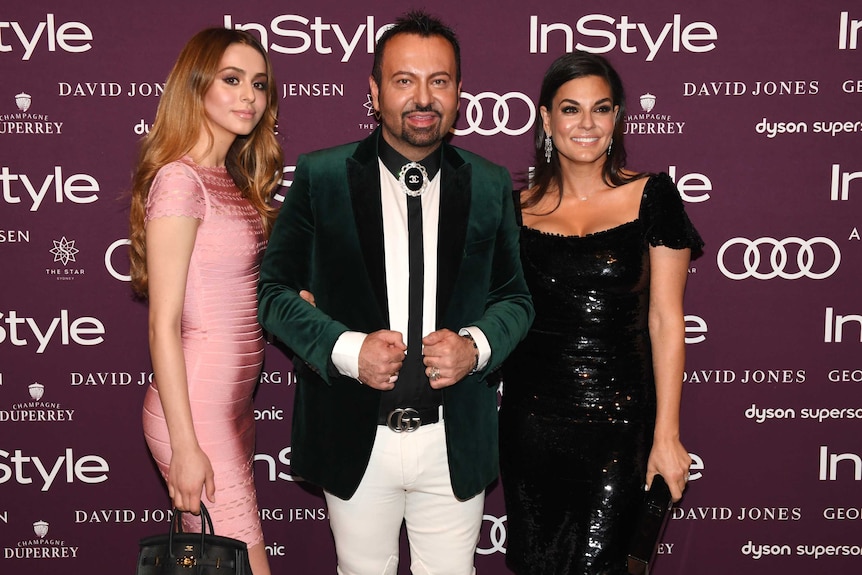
[
  {"xmin": 646, "ymin": 437, "xmax": 691, "ymax": 502},
  {"xmin": 166, "ymin": 445, "xmax": 215, "ymax": 514}
]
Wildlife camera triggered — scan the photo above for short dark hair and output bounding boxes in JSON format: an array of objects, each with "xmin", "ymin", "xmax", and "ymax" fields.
[{"xmin": 371, "ymin": 10, "xmax": 461, "ymax": 86}]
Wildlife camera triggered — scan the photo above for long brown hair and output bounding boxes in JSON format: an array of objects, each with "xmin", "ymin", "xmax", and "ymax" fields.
[
  {"xmin": 128, "ymin": 28, "xmax": 283, "ymax": 298},
  {"xmin": 524, "ymin": 51, "xmax": 644, "ymax": 212}
]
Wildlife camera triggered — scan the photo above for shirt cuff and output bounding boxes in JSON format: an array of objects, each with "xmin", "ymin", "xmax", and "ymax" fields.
[
  {"xmin": 331, "ymin": 331, "xmax": 367, "ymax": 380},
  {"xmin": 459, "ymin": 326, "xmax": 490, "ymax": 371}
]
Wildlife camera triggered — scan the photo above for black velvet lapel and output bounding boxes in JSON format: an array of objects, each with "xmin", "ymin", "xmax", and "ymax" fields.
[
  {"xmin": 346, "ymin": 132, "xmax": 470, "ymax": 329},
  {"xmin": 347, "ymin": 133, "xmax": 389, "ymax": 326},
  {"xmin": 436, "ymin": 144, "xmax": 470, "ymax": 324}
]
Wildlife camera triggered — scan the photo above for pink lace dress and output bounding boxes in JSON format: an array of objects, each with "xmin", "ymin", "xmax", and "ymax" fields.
[{"xmin": 142, "ymin": 157, "xmax": 266, "ymax": 546}]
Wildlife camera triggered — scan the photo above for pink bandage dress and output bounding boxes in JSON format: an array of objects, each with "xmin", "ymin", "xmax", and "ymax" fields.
[{"xmin": 142, "ymin": 157, "xmax": 266, "ymax": 546}]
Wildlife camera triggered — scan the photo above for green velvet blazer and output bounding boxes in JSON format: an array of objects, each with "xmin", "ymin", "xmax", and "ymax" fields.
[{"xmin": 258, "ymin": 129, "xmax": 533, "ymax": 500}]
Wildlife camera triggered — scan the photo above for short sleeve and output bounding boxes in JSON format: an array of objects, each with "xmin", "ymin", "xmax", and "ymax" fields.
[
  {"xmin": 640, "ymin": 172, "xmax": 704, "ymax": 259},
  {"xmin": 145, "ymin": 160, "xmax": 206, "ymax": 222}
]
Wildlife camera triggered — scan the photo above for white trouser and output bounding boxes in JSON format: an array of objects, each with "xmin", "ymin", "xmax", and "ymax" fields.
[{"xmin": 324, "ymin": 421, "xmax": 484, "ymax": 575}]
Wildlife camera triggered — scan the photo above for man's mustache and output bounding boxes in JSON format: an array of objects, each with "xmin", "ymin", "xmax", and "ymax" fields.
[{"xmin": 402, "ymin": 104, "xmax": 441, "ymax": 118}]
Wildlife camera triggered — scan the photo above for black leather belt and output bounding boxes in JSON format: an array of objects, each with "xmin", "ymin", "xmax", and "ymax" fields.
[{"xmin": 378, "ymin": 406, "xmax": 441, "ymax": 432}]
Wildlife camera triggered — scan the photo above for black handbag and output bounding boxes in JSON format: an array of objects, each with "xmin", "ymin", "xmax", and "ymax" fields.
[
  {"xmin": 626, "ymin": 474, "xmax": 674, "ymax": 575},
  {"xmin": 136, "ymin": 502, "xmax": 252, "ymax": 574}
]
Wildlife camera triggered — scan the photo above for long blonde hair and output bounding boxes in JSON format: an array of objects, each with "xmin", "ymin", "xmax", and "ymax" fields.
[{"xmin": 129, "ymin": 28, "xmax": 283, "ymax": 298}]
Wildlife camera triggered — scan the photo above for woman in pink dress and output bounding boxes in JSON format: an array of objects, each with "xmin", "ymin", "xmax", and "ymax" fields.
[{"xmin": 128, "ymin": 28, "xmax": 282, "ymax": 575}]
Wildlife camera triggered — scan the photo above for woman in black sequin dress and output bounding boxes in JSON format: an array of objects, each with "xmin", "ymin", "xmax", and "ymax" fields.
[{"xmin": 499, "ymin": 52, "xmax": 703, "ymax": 575}]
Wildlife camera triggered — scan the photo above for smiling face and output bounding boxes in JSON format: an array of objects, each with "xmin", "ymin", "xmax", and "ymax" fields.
[
  {"xmin": 541, "ymin": 75, "xmax": 619, "ymax": 168},
  {"xmin": 201, "ymin": 42, "xmax": 269, "ymax": 150},
  {"xmin": 369, "ymin": 33, "xmax": 461, "ymax": 161}
]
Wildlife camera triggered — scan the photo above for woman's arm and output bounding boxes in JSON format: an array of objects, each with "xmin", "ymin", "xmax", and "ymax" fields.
[
  {"xmin": 146, "ymin": 215, "xmax": 215, "ymax": 513},
  {"xmin": 646, "ymin": 244, "xmax": 693, "ymax": 501}
]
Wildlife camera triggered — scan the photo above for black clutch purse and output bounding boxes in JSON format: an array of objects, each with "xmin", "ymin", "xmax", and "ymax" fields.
[
  {"xmin": 136, "ymin": 502, "xmax": 252, "ymax": 574},
  {"xmin": 627, "ymin": 474, "xmax": 673, "ymax": 575}
]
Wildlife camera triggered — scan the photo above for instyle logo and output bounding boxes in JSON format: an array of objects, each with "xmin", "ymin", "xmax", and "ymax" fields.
[
  {"xmin": 0, "ymin": 381, "xmax": 75, "ymax": 423},
  {"xmin": 0, "ymin": 310, "xmax": 106, "ymax": 354},
  {"xmin": 717, "ymin": 237, "xmax": 841, "ymax": 280},
  {"xmin": 839, "ymin": 11, "xmax": 860, "ymax": 50},
  {"xmin": 0, "ymin": 93, "xmax": 64, "ymax": 135},
  {"xmin": 624, "ymin": 92, "xmax": 686, "ymax": 135},
  {"xmin": 223, "ymin": 14, "xmax": 390, "ymax": 62},
  {"xmin": 825, "ymin": 308, "xmax": 862, "ymax": 343},
  {"xmin": 831, "ymin": 163, "xmax": 861, "ymax": 200},
  {"xmin": 528, "ymin": 14, "xmax": 717, "ymax": 61},
  {"xmin": 0, "ymin": 448, "xmax": 109, "ymax": 491},
  {"xmin": 254, "ymin": 447, "xmax": 300, "ymax": 482},
  {"xmin": 667, "ymin": 165, "xmax": 712, "ymax": 203},
  {"xmin": 819, "ymin": 445, "xmax": 862, "ymax": 481},
  {"xmin": 2, "ymin": 519, "xmax": 79, "ymax": 559},
  {"xmin": 683, "ymin": 80, "xmax": 818, "ymax": 97},
  {"xmin": 272, "ymin": 166, "xmax": 296, "ymax": 204},
  {"xmin": 1, "ymin": 166, "xmax": 99, "ymax": 211},
  {"xmin": 687, "ymin": 452, "xmax": 705, "ymax": 481},
  {"xmin": 452, "ymin": 91, "xmax": 534, "ymax": 137},
  {"xmin": 684, "ymin": 315, "xmax": 707, "ymax": 344},
  {"xmin": 0, "ymin": 14, "xmax": 92, "ymax": 60}
]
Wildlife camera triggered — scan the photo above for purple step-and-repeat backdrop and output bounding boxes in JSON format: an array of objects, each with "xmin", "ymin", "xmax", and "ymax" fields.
[{"xmin": 1, "ymin": 1, "xmax": 860, "ymax": 573}]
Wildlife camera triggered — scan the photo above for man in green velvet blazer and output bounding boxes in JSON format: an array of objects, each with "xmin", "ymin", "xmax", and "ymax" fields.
[{"xmin": 258, "ymin": 10, "xmax": 533, "ymax": 574}]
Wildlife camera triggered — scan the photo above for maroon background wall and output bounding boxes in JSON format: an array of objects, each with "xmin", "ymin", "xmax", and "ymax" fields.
[{"xmin": 1, "ymin": 1, "xmax": 860, "ymax": 573}]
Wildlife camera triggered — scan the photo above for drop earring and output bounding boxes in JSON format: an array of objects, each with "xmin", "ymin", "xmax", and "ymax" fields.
[
  {"xmin": 544, "ymin": 134, "xmax": 553, "ymax": 163},
  {"xmin": 607, "ymin": 138, "xmax": 613, "ymax": 157}
]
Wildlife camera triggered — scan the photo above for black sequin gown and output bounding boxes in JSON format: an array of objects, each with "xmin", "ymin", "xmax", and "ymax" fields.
[{"xmin": 499, "ymin": 173, "xmax": 703, "ymax": 575}]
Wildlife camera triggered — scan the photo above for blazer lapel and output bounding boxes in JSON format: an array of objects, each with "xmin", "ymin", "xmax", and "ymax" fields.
[
  {"xmin": 436, "ymin": 144, "xmax": 470, "ymax": 324},
  {"xmin": 347, "ymin": 132, "xmax": 389, "ymax": 325}
]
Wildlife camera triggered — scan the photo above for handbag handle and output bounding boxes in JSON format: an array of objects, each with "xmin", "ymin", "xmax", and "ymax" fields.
[{"xmin": 167, "ymin": 502, "xmax": 216, "ymax": 558}]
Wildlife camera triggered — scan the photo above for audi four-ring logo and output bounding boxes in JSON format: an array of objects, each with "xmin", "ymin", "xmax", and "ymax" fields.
[
  {"xmin": 717, "ymin": 236, "xmax": 841, "ymax": 280},
  {"xmin": 476, "ymin": 514, "xmax": 507, "ymax": 555},
  {"xmin": 453, "ymin": 91, "xmax": 535, "ymax": 137}
]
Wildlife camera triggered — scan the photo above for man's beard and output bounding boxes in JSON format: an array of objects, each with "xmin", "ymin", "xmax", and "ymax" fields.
[{"xmin": 397, "ymin": 105, "xmax": 444, "ymax": 148}]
